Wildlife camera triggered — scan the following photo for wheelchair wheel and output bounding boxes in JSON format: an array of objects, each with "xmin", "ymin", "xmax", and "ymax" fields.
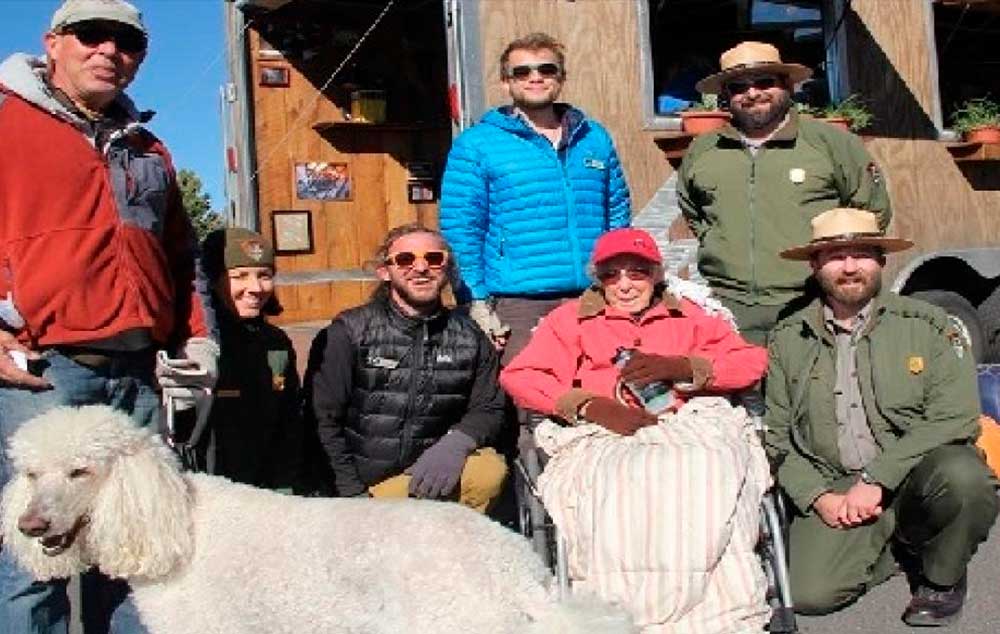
[
  {"xmin": 514, "ymin": 448, "xmax": 553, "ymax": 568},
  {"xmin": 758, "ymin": 490, "xmax": 798, "ymax": 633}
]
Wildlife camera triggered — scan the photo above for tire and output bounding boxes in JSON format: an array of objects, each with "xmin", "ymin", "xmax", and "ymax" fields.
[
  {"xmin": 978, "ymin": 286, "xmax": 1000, "ymax": 363},
  {"xmin": 911, "ymin": 290, "xmax": 985, "ymax": 363}
]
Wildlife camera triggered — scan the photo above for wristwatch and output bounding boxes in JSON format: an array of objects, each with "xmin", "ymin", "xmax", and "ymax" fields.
[{"xmin": 858, "ymin": 470, "xmax": 879, "ymax": 486}]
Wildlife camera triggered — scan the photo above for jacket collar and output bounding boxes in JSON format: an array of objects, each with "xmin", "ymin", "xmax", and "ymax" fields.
[
  {"xmin": 374, "ymin": 288, "xmax": 447, "ymax": 334},
  {"xmin": 577, "ymin": 286, "xmax": 684, "ymax": 320},
  {"xmin": 486, "ymin": 104, "xmax": 589, "ymax": 144},
  {"xmin": 798, "ymin": 288, "xmax": 891, "ymax": 341}
]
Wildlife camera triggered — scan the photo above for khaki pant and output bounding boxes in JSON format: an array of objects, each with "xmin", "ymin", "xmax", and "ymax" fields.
[
  {"xmin": 789, "ymin": 444, "xmax": 998, "ymax": 615},
  {"xmin": 368, "ymin": 448, "xmax": 508, "ymax": 513}
]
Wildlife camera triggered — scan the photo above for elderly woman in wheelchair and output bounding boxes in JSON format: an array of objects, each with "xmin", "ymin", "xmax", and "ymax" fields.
[{"xmin": 500, "ymin": 229, "xmax": 774, "ymax": 633}]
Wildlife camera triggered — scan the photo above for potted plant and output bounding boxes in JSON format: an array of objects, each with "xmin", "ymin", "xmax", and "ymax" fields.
[
  {"xmin": 818, "ymin": 94, "xmax": 873, "ymax": 133},
  {"xmin": 951, "ymin": 97, "xmax": 1000, "ymax": 144},
  {"xmin": 680, "ymin": 94, "xmax": 731, "ymax": 135}
]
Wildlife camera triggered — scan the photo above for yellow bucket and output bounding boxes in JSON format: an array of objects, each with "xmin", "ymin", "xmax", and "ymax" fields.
[{"xmin": 350, "ymin": 90, "xmax": 386, "ymax": 124}]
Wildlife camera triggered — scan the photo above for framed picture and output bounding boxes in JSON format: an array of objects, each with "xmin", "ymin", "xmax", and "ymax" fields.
[
  {"xmin": 271, "ymin": 210, "xmax": 313, "ymax": 254},
  {"xmin": 295, "ymin": 162, "xmax": 352, "ymax": 201},
  {"xmin": 259, "ymin": 65, "xmax": 290, "ymax": 87},
  {"xmin": 407, "ymin": 180, "xmax": 437, "ymax": 203}
]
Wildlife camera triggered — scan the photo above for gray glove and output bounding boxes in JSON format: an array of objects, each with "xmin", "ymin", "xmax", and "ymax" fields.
[
  {"xmin": 468, "ymin": 300, "xmax": 511, "ymax": 343},
  {"xmin": 156, "ymin": 337, "xmax": 220, "ymax": 390},
  {"xmin": 406, "ymin": 430, "xmax": 477, "ymax": 499}
]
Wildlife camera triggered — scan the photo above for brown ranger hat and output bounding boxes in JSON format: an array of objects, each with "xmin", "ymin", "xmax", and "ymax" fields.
[
  {"xmin": 779, "ymin": 208, "xmax": 913, "ymax": 261},
  {"xmin": 696, "ymin": 41, "xmax": 813, "ymax": 94}
]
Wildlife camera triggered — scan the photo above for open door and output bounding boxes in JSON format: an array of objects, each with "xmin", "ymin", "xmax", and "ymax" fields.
[{"xmin": 444, "ymin": 0, "xmax": 485, "ymax": 133}]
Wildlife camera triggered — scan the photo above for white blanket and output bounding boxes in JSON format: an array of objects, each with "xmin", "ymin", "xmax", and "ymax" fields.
[{"xmin": 535, "ymin": 397, "xmax": 771, "ymax": 634}]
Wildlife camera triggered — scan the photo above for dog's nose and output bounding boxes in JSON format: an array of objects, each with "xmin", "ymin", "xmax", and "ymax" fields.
[{"xmin": 18, "ymin": 514, "xmax": 50, "ymax": 537}]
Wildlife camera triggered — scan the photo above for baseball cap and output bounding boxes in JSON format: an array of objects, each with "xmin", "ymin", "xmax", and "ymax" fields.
[
  {"xmin": 51, "ymin": 0, "xmax": 147, "ymax": 36},
  {"xmin": 591, "ymin": 228, "xmax": 663, "ymax": 265}
]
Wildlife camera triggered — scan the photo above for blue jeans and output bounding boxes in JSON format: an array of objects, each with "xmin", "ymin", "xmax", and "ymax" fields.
[{"xmin": 0, "ymin": 350, "xmax": 158, "ymax": 634}]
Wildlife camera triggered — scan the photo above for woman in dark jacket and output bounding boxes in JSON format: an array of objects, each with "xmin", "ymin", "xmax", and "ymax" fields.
[{"xmin": 200, "ymin": 228, "xmax": 305, "ymax": 491}]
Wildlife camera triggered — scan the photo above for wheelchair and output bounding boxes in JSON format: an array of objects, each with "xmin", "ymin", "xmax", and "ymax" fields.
[{"xmin": 512, "ymin": 393, "xmax": 799, "ymax": 633}]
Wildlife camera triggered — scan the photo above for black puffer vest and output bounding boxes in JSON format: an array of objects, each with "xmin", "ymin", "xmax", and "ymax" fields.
[{"xmin": 337, "ymin": 294, "xmax": 485, "ymax": 485}]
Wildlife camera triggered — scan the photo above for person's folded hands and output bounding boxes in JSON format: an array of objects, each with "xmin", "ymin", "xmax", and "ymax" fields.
[
  {"xmin": 581, "ymin": 396, "xmax": 657, "ymax": 436},
  {"xmin": 619, "ymin": 352, "xmax": 693, "ymax": 386}
]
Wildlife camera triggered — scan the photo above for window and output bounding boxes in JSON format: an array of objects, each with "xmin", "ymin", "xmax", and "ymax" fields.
[
  {"xmin": 933, "ymin": 1, "xmax": 1000, "ymax": 130},
  {"xmin": 639, "ymin": 0, "xmax": 841, "ymax": 126}
]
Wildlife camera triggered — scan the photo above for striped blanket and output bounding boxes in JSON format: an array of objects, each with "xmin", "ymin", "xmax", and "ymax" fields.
[{"xmin": 535, "ymin": 397, "xmax": 771, "ymax": 633}]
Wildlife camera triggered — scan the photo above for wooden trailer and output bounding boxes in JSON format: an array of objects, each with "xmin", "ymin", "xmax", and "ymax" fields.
[{"xmin": 224, "ymin": 0, "xmax": 1000, "ymax": 359}]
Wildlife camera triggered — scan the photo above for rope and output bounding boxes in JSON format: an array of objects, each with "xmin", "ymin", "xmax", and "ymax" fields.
[{"xmin": 248, "ymin": 0, "xmax": 397, "ymax": 185}]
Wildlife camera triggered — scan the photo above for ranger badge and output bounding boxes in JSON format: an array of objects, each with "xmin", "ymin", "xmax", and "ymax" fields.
[{"xmin": 908, "ymin": 356, "xmax": 924, "ymax": 374}]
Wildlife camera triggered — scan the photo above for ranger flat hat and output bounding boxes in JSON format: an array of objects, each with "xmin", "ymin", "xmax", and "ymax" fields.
[
  {"xmin": 696, "ymin": 41, "xmax": 812, "ymax": 94},
  {"xmin": 779, "ymin": 208, "xmax": 913, "ymax": 261}
]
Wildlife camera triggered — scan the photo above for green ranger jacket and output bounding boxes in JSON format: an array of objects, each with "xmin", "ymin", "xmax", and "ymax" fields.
[
  {"xmin": 763, "ymin": 292, "xmax": 981, "ymax": 514},
  {"xmin": 677, "ymin": 111, "xmax": 892, "ymax": 307}
]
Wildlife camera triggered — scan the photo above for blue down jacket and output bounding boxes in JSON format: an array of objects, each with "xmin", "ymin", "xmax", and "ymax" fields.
[{"xmin": 440, "ymin": 105, "xmax": 631, "ymax": 300}]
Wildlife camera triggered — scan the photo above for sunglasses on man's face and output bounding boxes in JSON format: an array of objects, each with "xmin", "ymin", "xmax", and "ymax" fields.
[
  {"xmin": 62, "ymin": 22, "xmax": 147, "ymax": 55},
  {"xmin": 384, "ymin": 250, "xmax": 448, "ymax": 269},
  {"xmin": 507, "ymin": 62, "xmax": 562, "ymax": 80},
  {"xmin": 596, "ymin": 266, "xmax": 654, "ymax": 283},
  {"xmin": 724, "ymin": 75, "xmax": 783, "ymax": 96}
]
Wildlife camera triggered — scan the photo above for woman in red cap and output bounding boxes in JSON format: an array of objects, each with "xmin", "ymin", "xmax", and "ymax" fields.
[{"xmin": 500, "ymin": 227, "xmax": 770, "ymax": 631}]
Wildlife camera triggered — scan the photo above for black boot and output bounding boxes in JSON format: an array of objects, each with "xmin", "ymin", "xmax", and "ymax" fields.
[{"xmin": 902, "ymin": 573, "xmax": 967, "ymax": 627}]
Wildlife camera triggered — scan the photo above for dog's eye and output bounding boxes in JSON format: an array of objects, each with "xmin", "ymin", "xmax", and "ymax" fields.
[
  {"xmin": 26, "ymin": 471, "xmax": 38, "ymax": 480},
  {"xmin": 68, "ymin": 468, "xmax": 91, "ymax": 479}
]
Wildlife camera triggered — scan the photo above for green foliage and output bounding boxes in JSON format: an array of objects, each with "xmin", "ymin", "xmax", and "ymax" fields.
[
  {"xmin": 685, "ymin": 93, "xmax": 720, "ymax": 112},
  {"xmin": 177, "ymin": 169, "xmax": 224, "ymax": 242},
  {"xmin": 950, "ymin": 97, "xmax": 1000, "ymax": 134},
  {"xmin": 822, "ymin": 94, "xmax": 873, "ymax": 132}
]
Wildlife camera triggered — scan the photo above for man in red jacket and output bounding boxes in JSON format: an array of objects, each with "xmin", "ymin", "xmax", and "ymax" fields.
[{"xmin": 0, "ymin": 2, "xmax": 217, "ymax": 633}]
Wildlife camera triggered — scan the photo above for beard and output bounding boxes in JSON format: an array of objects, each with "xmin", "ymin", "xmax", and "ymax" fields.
[
  {"xmin": 389, "ymin": 275, "xmax": 446, "ymax": 314},
  {"xmin": 730, "ymin": 90, "xmax": 792, "ymax": 133},
  {"xmin": 818, "ymin": 268, "xmax": 882, "ymax": 311}
]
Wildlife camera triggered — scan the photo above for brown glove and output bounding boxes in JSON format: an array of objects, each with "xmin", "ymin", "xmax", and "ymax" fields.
[
  {"xmin": 582, "ymin": 396, "xmax": 657, "ymax": 436},
  {"xmin": 620, "ymin": 352, "xmax": 693, "ymax": 387}
]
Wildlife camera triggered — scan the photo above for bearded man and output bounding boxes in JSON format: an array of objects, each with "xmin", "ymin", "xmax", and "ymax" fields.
[
  {"xmin": 677, "ymin": 41, "xmax": 891, "ymax": 346},
  {"xmin": 307, "ymin": 225, "xmax": 507, "ymax": 513},
  {"xmin": 764, "ymin": 208, "xmax": 997, "ymax": 626}
]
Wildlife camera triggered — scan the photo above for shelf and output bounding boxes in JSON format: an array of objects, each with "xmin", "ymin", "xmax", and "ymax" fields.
[
  {"xmin": 945, "ymin": 141, "xmax": 1000, "ymax": 162},
  {"xmin": 313, "ymin": 121, "xmax": 449, "ymax": 133}
]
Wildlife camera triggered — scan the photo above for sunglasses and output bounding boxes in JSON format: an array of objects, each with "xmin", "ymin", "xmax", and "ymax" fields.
[
  {"xmin": 507, "ymin": 62, "xmax": 562, "ymax": 80},
  {"xmin": 596, "ymin": 266, "xmax": 655, "ymax": 282},
  {"xmin": 384, "ymin": 250, "xmax": 448, "ymax": 269},
  {"xmin": 724, "ymin": 75, "xmax": 783, "ymax": 96},
  {"xmin": 62, "ymin": 22, "xmax": 147, "ymax": 55}
]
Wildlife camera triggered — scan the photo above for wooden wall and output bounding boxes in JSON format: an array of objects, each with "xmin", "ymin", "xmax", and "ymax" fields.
[
  {"xmin": 847, "ymin": 0, "xmax": 1000, "ymax": 282},
  {"xmin": 477, "ymin": 0, "xmax": 671, "ymax": 209},
  {"xmin": 247, "ymin": 15, "xmax": 450, "ymax": 324}
]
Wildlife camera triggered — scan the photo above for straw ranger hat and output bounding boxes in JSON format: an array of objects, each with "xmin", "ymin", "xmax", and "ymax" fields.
[
  {"xmin": 779, "ymin": 208, "xmax": 913, "ymax": 261},
  {"xmin": 696, "ymin": 41, "xmax": 812, "ymax": 94}
]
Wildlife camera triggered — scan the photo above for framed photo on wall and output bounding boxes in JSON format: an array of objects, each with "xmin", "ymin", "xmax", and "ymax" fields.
[
  {"xmin": 259, "ymin": 65, "xmax": 290, "ymax": 87},
  {"xmin": 271, "ymin": 210, "xmax": 313, "ymax": 254},
  {"xmin": 295, "ymin": 162, "xmax": 352, "ymax": 201}
]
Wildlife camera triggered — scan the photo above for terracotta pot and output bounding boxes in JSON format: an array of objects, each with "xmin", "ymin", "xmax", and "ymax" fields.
[
  {"xmin": 819, "ymin": 117, "xmax": 851, "ymax": 132},
  {"xmin": 680, "ymin": 111, "xmax": 731, "ymax": 135},
  {"xmin": 965, "ymin": 125, "xmax": 1000, "ymax": 144}
]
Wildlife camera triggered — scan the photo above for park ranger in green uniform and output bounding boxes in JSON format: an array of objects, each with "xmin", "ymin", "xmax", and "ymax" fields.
[
  {"xmin": 678, "ymin": 41, "xmax": 891, "ymax": 346},
  {"xmin": 199, "ymin": 228, "xmax": 305, "ymax": 491},
  {"xmin": 764, "ymin": 208, "xmax": 997, "ymax": 626}
]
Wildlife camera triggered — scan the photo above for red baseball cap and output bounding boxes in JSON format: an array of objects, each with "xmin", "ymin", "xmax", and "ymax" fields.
[{"xmin": 591, "ymin": 228, "xmax": 663, "ymax": 265}]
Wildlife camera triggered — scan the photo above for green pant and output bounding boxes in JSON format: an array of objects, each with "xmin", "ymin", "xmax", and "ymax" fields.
[
  {"xmin": 788, "ymin": 444, "xmax": 998, "ymax": 615},
  {"xmin": 718, "ymin": 296, "xmax": 812, "ymax": 347}
]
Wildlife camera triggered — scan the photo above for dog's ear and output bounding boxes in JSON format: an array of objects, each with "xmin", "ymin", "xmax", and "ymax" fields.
[
  {"xmin": 1, "ymin": 473, "xmax": 88, "ymax": 580},
  {"xmin": 87, "ymin": 435, "xmax": 194, "ymax": 579}
]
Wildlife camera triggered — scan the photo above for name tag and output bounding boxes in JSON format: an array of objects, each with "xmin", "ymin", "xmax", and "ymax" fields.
[
  {"xmin": 583, "ymin": 158, "xmax": 605, "ymax": 170},
  {"xmin": 436, "ymin": 354, "xmax": 454, "ymax": 363}
]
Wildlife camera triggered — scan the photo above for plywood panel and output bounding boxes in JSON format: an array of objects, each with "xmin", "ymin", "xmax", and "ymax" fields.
[
  {"xmin": 846, "ymin": 0, "xmax": 939, "ymax": 137},
  {"xmin": 477, "ymin": 0, "xmax": 670, "ymax": 209},
  {"xmin": 866, "ymin": 138, "xmax": 1000, "ymax": 282}
]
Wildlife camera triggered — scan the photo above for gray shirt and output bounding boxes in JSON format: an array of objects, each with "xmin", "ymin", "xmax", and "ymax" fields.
[{"xmin": 824, "ymin": 302, "xmax": 881, "ymax": 470}]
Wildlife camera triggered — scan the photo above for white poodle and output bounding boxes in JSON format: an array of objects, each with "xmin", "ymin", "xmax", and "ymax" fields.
[{"xmin": 1, "ymin": 405, "xmax": 633, "ymax": 634}]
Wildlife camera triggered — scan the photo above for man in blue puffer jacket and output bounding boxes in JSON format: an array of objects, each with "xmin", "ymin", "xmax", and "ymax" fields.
[{"xmin": 440, "ymin": 32, "xmax": 631, "ymax": 364}]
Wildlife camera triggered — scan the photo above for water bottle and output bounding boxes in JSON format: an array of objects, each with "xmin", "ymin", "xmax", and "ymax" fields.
[{"xmin": 612, "ymin": 347, "xmax": 675, "ymax": 414}]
